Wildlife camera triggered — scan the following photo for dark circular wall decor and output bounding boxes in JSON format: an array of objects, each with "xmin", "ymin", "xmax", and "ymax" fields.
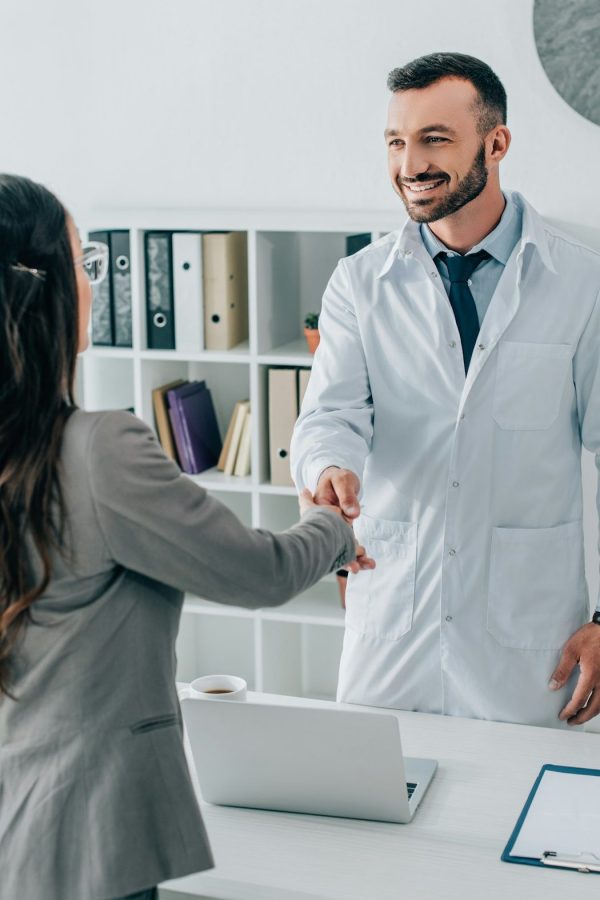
[{"xmin": 533, "ymin": 0, "xmax": 600, "ymax": 126}]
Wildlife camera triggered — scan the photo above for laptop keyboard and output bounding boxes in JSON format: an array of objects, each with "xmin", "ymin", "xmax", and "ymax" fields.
[{"xmin": 407, "ymin": 782, "xmax": 417, "ymax": 800}]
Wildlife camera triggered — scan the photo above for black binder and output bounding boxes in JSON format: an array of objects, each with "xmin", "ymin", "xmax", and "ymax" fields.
[
  {"xmin": 346, "ymin": 233, "xmax": 372, "ymax": 257},
  {"xmin": 110, "ymin": 231, "xmax": 132, "ymax": 347},
  {"xmin": 89, "ymin": 230, "xmax": 114, "ymax": 345},
  {"xmin": 145, "ymin": 232, "xmax": 175, "ymax": 350}
]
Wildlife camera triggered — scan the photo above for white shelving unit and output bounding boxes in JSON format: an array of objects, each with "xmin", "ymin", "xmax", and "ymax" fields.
[{"xmin": 77, "ymin": 209, "xmax": 400, "ymax": 701}]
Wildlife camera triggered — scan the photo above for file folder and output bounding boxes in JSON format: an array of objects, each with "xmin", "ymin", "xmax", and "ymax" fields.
[
  {"xmin": 89, "ymin": 230, "xmax": 114, "ymax": 346},
  {"xmin": 152, "ymin": 378, "xmax": 186, "ymax": 462},
  {"xmin": 502, "ymin": 764, "xmax": 600, "ymax": 874},
  {"xmin": 110, "ymin": 230, "xmax": 132, "ymax": 347},
  {"xmin": 346, "ymin": 233, "xmax": 372, "ymax": 257},
  {"xmin": 268, "ymin": 368, "xmax": 298, "ymax": 486},
  {"xmin": 145, "ymin": 232, "xmax": 175, "ymax": 349},
  {"xmin": 167, "ymin": 381, "xmax": 222, "ymax": 475},
  {"xmin": 223, "ymin": 400, "xmax": 250, "ymax": 476},
  {"xmin": 298, "ymin": 368, "xmax": 311, "ymax": 410},
  {"xmin": 203, "ymin": 232, "xmax": 248, "ymax": 351},
  {"xmin": 173, "ymin": 232, "xmax": 204, "ymax": 354},
  {"xmin": 233, "ymin": 409, "xmax": 251, "ymax": 477}
]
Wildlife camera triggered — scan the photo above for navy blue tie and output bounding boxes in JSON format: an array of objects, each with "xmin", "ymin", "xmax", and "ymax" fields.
[{"xmin": 437, "ymin": 250, "xmax": 490, "ymax": 372}]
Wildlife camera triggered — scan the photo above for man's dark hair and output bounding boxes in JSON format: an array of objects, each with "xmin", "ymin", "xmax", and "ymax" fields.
[{"xmin": 387, "ymin": 52, "xmax": 507, "ymax": 134}]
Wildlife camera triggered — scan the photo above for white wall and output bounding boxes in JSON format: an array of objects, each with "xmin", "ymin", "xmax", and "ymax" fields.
[{"xmin": 1, "ymin": 0, "xmax": 599, "ymax": 229}]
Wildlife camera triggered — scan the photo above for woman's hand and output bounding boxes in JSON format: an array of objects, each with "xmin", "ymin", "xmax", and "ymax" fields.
[{"xmin": 299, "ymin": 489, "xmax": 376, "ymax": 574}]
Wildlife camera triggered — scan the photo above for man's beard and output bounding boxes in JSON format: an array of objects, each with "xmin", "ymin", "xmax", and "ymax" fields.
[{"xmin": 398, "ymin": 143, "xmax": 488, "ymax": 223}]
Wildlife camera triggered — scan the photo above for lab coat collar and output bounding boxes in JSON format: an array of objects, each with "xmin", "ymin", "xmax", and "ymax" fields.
[
  {"xmin": 512, "ymin": 190, "xmax": 557, "ymax": 275},
  {"xmin": 376, "ymin": 190, "xmax": 557, "ymax": 280},
  {"xmin": 376, "ymin": 217, "xmax": 423, "ymax": 279}
]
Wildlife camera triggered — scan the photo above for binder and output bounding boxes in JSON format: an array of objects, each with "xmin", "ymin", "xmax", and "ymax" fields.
[
  {"xmin": 167, "ymin": 384, "xmax": 194, "ymax": 473},
  {"xmin": 224, "ymin": 401, "xmax": 250, "ymax": 476},
  {"xmin": 110, "ymin": 231, "xmax": 133, "ymax": 347},
  {"xmin": 152, "ymin": 378, "xmax": 186, "ymax": 461},
  {"xmin": 89, "ymin": 230, "xmax": 114, "ymax": 346},
  {"xmin": 177, "ymin": 382, "xmax": 222, "ymax": 474},
  {"xmin": 173, "ymin": 232, "xmax": 204, "ymax": 354},
  {"xmin": 218, "ymin": 400, "xmax": 247, "ymax": 472},
  {"xmin": 233, "ymin": 410, "xmax": 251, "ymax": 477},
  {"xmin": 268, "ymin": 368, "xmax": 298, "ymax": 486},
  {"xmin": 298, "ymin": 368, "xmax": 311, "ymax": 409},
  {"xmin": 502, "ymin": 764, "xmax": 600, "ymax": 874},
  {"xmin": 203, "ymin": 232, "xmax": 248, "ymax": 351},
  {"xmin": 167, "ymin": 381, "xmax": 222, "ymax": 475},
  {"xmin": 145, "ymin": 232, "xmax": 175, "ymax": 349},
  {"xmin": 346, "ymin": 233, "xmax": 372, "ymax": 257}
]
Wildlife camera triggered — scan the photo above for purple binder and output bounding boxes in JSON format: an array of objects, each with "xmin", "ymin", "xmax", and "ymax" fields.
[
  {"xmin": 167, "ymin": 383, "xmax": 195, "ymax": 472},
  {"xmin": 167, "ymin": 381, "xmax": 222, "ymax": 474}
]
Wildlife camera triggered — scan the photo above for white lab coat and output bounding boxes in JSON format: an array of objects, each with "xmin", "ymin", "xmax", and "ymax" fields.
[{"xmin": 291, "ymin": 192, "xmax": 600, "ymax": 728}]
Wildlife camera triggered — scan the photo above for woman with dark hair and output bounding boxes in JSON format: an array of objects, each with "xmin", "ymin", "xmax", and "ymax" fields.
[{"xmin": 0, "ymin": 174, "xmax": 372, "ymax": 900}]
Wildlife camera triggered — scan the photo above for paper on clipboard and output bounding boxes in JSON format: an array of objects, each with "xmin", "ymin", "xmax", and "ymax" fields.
[{"xmin": 511, "ymin": 768, "xmax": 600, "ymax": 859}]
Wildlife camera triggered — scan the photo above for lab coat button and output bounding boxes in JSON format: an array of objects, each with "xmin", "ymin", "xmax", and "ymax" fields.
[
  {"xmin": 445, "ymin": 615, "xmax": 453, "ymax": 622},
  {"xmin": 449, "ymin": 340, "xmax": 456, "ymax": 348},
  {"xmin": 452, "ymin": 481, "xmax": 459, "ymax": 488},
  {"xmin": 467, "ymin": 278, "xmax": 473, "ymax": 287},
  {"xmin": 404, "ymin": 249, "xmax": 413, "ymax": 257},
  {"xmin": 431, "ymin": 271, "xmax": 438, "ymax": 278},
  {"xmin": 448, "ymin": 548, "xmax": 456, "ymax": 556},
  {"xmin": 478, "ymin": 343, "xmax": 485, "ymax": 351}
]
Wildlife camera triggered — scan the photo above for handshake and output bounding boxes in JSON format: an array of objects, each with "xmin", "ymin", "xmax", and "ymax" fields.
[{"xmin": 298, "ymin": 466, "xmax": 375, "ymax": 576}]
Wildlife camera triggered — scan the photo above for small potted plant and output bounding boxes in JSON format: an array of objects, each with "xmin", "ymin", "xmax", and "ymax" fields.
[{"xmin": 304, "ymin": 312, "xmax": 320, "ymax": 354}]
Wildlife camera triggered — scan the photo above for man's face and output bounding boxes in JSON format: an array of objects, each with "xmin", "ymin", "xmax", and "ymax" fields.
[{"xmin": 385, "ymin": 77, "xmax": 490, "ymax": 223}]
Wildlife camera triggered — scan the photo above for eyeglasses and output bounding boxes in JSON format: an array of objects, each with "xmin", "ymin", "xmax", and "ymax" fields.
[{"xmin": 77, "ymin": 241, "xmax": 109, "ymax": 286}]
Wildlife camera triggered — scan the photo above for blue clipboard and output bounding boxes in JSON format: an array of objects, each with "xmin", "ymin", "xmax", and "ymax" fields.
[{"xmin": 502, "ymin": 764, "xmax": 600, "ymax": 874}]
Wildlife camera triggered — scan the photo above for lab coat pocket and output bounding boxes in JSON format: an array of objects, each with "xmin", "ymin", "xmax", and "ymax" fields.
[
  {"xmin": 346, "ymin": 515, "xmax": 417, "ymax": 641},
  {"xmin": 487, "ymin": 520, "xmax": 587, "ymax": 650},
  {"xmin": 492, "ymin": 341, "xmax": 571, "ymax": 430}
]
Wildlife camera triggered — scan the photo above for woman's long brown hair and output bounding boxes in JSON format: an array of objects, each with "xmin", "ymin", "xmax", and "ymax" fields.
[{"xmin": 0, "ymin": 174, "xmax": 79, "ymax": 696}]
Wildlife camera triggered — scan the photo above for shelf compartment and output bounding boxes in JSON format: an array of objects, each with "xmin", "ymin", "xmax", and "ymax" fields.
[
  {"xmin": 256, "ymin": 230, "xmax": 374, "ymax": 354},
  {"xmin": 138, "ymin": 359, "xmax": 250, "ymax": 463},
  {"xmin": 260, "ymin": 580, "xmax": 344, "ymax": 626},
  {"xmin": 77, "ymin": 355, "xmax": 135, "ymax": 413},
  {"xmin": 258, "ymin": 493, "xmax": 300, "ymax": 533},
  {"xmin": 183, "ymin": 596, "xmax": 256, "ymax": 618},
  {"xmin": 188, "ymin": 468, "xmax": 253, "ymax": 494},
  {"xmin": 257, "ymin": 337, "xmax": 314, "ymax": 366},
  {"xmin": 176, "ymin": 608, "xmax": 255, "ymax": 686},
  {"xmin": 258, "ymin": 483, "xmax": 297, "ymax": 496},
  {"xmin": 261, "ymin": 620, "xmax": 344, "ymax": 700},
  {"xmin": 139, "ymin": 343, "xmax": 250, "ymax": 364},
  {"xmin": 85, "ymin": 347, "xmax": 135, "ymax": 360}
]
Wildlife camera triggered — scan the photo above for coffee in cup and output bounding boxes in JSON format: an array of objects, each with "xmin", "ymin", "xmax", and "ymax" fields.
[{"xmin": 189, "ymin": 674, "xmax": 247, "ymax": 701}]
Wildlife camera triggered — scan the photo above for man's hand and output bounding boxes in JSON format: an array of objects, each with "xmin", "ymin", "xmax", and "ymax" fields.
[
  {"xmin": 549, "ymin": 622, "xmax": 600, "ymax": 725},
  {"xmin": 298, "ymin": 488, "xmax": 375, "ymax": 574},
  {"xmin": 315, "ymin": 467, "xmax": 361, "ymax": 523}
]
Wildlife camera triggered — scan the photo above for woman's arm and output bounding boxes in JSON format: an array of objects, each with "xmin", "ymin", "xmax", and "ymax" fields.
[{"xmin": 87, "ymin": 411, "xmax": 355, "ymax": 609}]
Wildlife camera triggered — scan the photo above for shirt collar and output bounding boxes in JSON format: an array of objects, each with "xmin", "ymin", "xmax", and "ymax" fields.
[
  {"xmin": 377, "ymin": 189, "xmax": 556, "ymax": 279},
  {"xmin": 420, "ymin": 192, "xmax": 518, "ymax": 266}
]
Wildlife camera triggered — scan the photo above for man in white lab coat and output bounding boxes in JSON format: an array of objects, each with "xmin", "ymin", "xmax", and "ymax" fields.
[{"xmin": 291, "ymin": 52, "xmax": 600, "ymax": 729}]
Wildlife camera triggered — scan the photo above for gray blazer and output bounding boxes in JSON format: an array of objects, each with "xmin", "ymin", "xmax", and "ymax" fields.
[{"xmin": 0, "ymin": 410, "xmax": 354, "ymax": 900}]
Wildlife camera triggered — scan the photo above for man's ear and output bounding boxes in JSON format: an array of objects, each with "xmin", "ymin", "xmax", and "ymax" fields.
[{"xmin": 488, "ymin": 125, "xmax": 511, "ymax": 163}]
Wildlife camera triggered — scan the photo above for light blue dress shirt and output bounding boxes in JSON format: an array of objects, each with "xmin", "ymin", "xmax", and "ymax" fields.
[{"xmin": 420, "ymin": 192, "xmax": 523, "ymax": 325}]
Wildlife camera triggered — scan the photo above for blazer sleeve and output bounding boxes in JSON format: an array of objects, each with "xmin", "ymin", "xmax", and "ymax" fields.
[
  {"xmin": 290, "ymin": 258, "xmax": 373, "ymax": 494},
  {"xmin": 87, "ymin": 411, "xmax": 355, "ymax": 609}
]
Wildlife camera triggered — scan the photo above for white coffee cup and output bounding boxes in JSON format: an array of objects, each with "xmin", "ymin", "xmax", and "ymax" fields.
[{"xmin": 188, "ymin": 674, "xmax": 247, "ymax": 701}]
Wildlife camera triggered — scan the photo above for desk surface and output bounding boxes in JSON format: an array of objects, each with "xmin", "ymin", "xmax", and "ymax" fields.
[{"xmin": 165, "ymin": 691, "xmax": 600, "ymax": 900}]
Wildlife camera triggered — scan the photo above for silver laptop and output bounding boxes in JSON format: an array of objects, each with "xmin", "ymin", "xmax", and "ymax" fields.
[{"xmin": 181, "ymin": 698, "xmax": 437, "ymax": 824}]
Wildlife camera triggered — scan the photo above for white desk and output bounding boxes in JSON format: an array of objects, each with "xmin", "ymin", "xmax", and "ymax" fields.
[{"xmin": 165, "ymin": 691, "xmax": 600, "ymax": 900}]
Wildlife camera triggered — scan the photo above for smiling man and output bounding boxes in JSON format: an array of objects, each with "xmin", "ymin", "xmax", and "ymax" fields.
[{"xmin": 291, "ymin": 52, "xmax": 600, "ymax": 729}]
